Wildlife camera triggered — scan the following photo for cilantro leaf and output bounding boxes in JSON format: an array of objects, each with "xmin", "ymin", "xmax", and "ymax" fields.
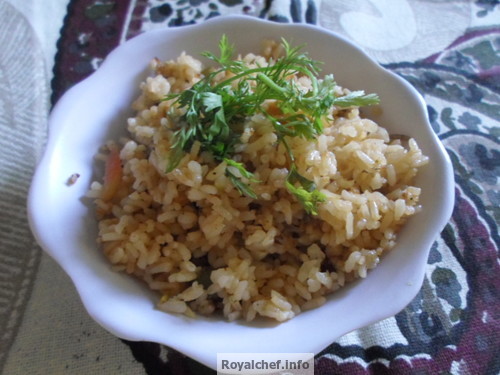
[
  {"xmin": 224, "ymin": 163, "xmax": 257, "ymax": 200},
  {"xmin": 224, "ymin": 158, "xmax": 259, "ymax": 181},
  {"xmin": 201, "ymin": 92, "xmax": 223, "ymax": 112},
  {"xmin": 285, "ymin": 166, "xmax": 326, "ymax": 215},
  {"xmin": 333, "ymin": 91, "xmax": 380, "ymax": 107}
]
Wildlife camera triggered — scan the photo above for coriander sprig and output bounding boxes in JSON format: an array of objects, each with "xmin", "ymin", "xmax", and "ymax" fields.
[
  {"xmin": 224, "ymin": 158, "xmax": 259, "ymax": 199},
  {"xmin": 285, "ymin": 165, "xmax": 326, "ymax": 216},
  {"xmin": 164, "ymin": 35, "xmax": 379, "ymax": 214}
]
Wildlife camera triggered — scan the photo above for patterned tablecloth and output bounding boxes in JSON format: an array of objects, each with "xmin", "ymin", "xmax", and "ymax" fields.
[{"xmin": 1, "ymin": 0, "xmax": 499, "ymax": 374}]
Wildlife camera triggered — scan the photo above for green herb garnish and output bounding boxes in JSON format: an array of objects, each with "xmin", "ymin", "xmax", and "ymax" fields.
[
  {"xmin": 164, "ymin": 35, "xmax": 379, "ymax": 214},
  {"xmin": 224, "ymin": 158, "xmax": 260, "ymax": 199},
  {"xmin": 285, "ymin": 165, "xmax": 326, "ymax": 216}
]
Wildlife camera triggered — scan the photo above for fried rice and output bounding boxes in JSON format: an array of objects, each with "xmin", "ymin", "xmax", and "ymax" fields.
[{"xmin": 88, "ymin": 40, "xmax": 428, "ymax": 322}]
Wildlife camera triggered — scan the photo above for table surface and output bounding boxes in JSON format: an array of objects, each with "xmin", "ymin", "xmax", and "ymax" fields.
[{"xmin": 1, "ymin": 0, "xmax": 499, "ymax": 374}]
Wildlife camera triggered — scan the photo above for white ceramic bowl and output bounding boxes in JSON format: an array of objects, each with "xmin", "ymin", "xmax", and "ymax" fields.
[{"xmin": 28, "ymin": 15, "xmax": 454, "ymax": 370}]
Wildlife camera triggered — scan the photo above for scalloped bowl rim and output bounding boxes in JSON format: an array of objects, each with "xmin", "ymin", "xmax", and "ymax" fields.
[{"xmin": 28, "ymin": 15, "xmax": 454, "ymax": 370}]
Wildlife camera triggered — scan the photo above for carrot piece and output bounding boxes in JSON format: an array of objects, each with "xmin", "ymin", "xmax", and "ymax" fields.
[
  {"xmin": 101, "ymin": 148, "xmax": 122, "ymax": 201},
  {"xmin": 265, "ymin": 101, "xmax": 283, "ymax": 117}
]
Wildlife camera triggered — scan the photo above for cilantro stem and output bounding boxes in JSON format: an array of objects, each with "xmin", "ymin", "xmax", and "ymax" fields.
[
  {"xmin": 256, "ymin": 73, "xmax": 288, "ymax": 96},
  {"xmin": 212, "ymin": 66, "xmax": 270, "ymax": 91}
]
